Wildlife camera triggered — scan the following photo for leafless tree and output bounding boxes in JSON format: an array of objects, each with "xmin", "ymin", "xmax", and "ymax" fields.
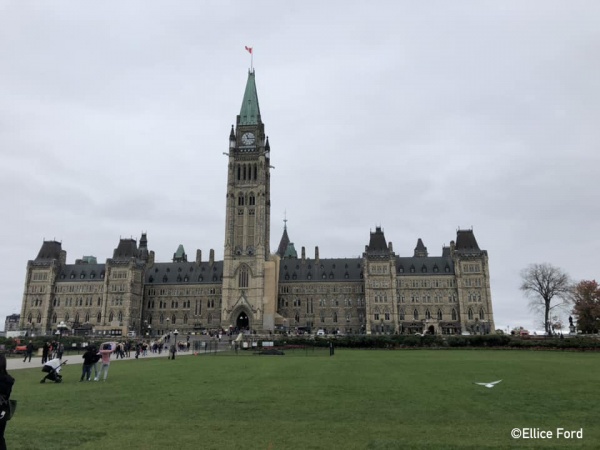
[{"xmin": 520, "ymin": 263, "xmax": 571, "ymax": 336}]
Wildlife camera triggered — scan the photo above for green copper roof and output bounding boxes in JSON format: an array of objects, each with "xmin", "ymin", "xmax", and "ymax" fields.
[
  {"xmin": 239, "ymin": 70, "xmax": 261, "ymax": 125},
  {"xmin": 284, "ymin": 242, "xmax": 298, "ymax": 259},
  {"xmin": 175, "ymin": 244, "xmax": 186, "ymax": 258}
]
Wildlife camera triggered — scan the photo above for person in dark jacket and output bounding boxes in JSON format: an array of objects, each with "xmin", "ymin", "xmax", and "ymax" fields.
[
  {"xmin": 41, "ymin": 342, "xmax": 50, "ymax": 364},
  {"xmin": 0, "ymin": 354, "xmax": 15, "ymax": 450},
  {"xmin": 23, "ymin": 341, "xmax": 34, "ymax": 363},
  {"xmin": 80, "ymin": 346, "xmax": 97, "ymax": 381}
]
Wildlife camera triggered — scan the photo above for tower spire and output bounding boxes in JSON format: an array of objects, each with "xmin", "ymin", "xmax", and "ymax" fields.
[{"xmin": 239, "ymin": 70, "xmax": 261, "ymax": 125}]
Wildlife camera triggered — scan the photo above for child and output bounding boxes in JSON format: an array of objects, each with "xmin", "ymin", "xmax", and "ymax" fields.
[{"xmin": 94, "ymin": 343, "xmax": 113, "ymax": 382}]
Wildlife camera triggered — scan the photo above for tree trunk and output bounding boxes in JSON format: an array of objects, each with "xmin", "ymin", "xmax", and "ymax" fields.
[{"xmin": 544, "ymin": 301, "xmax": 551, "ymax": 336}]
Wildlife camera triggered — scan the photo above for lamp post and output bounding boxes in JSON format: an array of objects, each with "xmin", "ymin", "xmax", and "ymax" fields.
[
  {"xmin": 172, "ymin": 329, "xmax": 179, "ymax": 360},
  {"xmin": 56, "ymin": 321, "xmax": 68, "ymax": 359},
  {"xmin": 166, "ymin": 317, "xmax": 170, "ymax": 341}
]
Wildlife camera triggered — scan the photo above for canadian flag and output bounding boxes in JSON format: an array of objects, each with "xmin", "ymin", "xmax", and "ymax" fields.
[{"xmin": 245, "ymin": 46, "xmax": 253, "ymax": 54}]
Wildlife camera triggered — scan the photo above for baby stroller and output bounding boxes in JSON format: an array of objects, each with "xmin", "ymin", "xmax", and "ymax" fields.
[{"xmin": 40, "ymin": 358, "xmax": 67, "ymax": 383}]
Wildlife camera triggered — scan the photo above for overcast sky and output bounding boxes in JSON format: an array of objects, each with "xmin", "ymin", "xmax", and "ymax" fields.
[{"xmin": 1, "ymin": 1, "xmax": 599, "ymax": 332}]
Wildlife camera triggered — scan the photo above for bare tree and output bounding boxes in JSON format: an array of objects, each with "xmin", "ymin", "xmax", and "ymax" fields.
[{"xmin": 520, "ymin": 263, "xmax": 571, "ymax": 336}]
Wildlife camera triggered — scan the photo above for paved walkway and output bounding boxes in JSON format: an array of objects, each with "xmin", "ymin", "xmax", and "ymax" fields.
[{"xmin": 7, "ymin": 349, "xmax": 194, "ymax": 371}]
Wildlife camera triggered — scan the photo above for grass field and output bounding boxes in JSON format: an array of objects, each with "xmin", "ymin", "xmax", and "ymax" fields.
[{"xmin": 7, "ymin": 349, "xmax": 599, "ymax": 449}]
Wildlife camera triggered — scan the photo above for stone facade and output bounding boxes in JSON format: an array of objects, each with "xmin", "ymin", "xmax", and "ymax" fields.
[{"xmin": 19, "ymin": 70, "xmax": 495, "ymax": 337}]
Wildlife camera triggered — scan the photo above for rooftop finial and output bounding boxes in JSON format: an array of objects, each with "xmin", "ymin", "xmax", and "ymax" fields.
[{"xmin": 283, "ymin": 210, "xmax": 287, "ymax": 230}]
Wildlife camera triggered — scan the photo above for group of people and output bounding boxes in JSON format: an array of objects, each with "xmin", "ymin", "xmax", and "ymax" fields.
[
  {"xmin": 22, "ymin": 340, "xmax": 65, "ymax": 364},
  {"xmin": 80, "ymin": 344, "xmax": 113, "ymax": 382}
]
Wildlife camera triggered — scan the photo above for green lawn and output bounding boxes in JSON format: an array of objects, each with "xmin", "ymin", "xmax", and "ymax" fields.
[{"xmin": 8, "ymin": 350, "xmax": 599, "ymax": 449}]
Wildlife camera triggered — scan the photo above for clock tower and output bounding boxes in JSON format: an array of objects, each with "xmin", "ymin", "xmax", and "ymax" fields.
[{"xmin": 221, "ymin": 70, "xmax": 278, "ymax": 332}]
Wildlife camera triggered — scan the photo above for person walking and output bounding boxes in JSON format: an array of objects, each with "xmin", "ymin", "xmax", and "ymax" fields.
[
  {"xmin": 92, "ymin": 349, "xmax": 101, "ymax": 380},
  {"xmin": 41, "ymin": 342, "xmax": 50, "ymax": 364},
  {"xmin": 57, "ymin": 343, "xmax": 64, "ymax": 360},
  {"xmin": 80, "ymin": 346, "xmax": 96, "ymax": 381},
  {"xmin": 23, "ymin": 341, "xmax": 34, "ymax": 363},
  {"xmin": 0, "ymin": 354, "xmax": 15, "ymax": 450},
  {"xmin": 94, "ymin": 343, "xmax": 113, "ymax": 382}
]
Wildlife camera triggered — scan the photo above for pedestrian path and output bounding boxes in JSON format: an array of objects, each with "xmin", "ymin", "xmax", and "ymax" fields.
[{"xmin": 7, "ymin": 349, "xmax": 193, "ymax": 371}]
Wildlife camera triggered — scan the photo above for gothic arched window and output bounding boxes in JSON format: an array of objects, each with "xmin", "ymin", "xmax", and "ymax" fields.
[{"xmin": 239, "ymin": 266, "xmax": 249, "ymax": 288}]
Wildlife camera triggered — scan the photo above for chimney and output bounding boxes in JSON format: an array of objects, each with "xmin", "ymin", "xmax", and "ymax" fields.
[
  {"xmin": 388, "ymin": 242, "xmax": 393, "ymax": 253},
  {"xmin": 59, "ymin": 250, "xmax": 67, "ymax": 265},
  {"xmin": 301, "ymin": 246, "xmax": 306, "ymax": 262},
  {"xmin": 209, "ymin": 249, "xmax": 215, "ymax": 265},
  {"xmin": 315, "ymin": 246, "xmax": 319, "ymax": 264},
  {"xmin": 196, "ymin": 249, "xmax": 202, "ymax": 265}
]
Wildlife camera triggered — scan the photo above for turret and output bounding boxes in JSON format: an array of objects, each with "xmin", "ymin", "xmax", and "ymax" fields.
[{"xmin": 229, "ymin": 125, "xmax": 236, "ymax": 150}]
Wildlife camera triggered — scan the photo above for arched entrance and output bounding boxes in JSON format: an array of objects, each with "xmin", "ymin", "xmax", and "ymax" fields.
[
  {"xmin": 427, "ymin": 325, "xmax": 435, "ymax": 335},
  {"xmin": 236, "ymin": 311, "xmax": 249, "ymax": 330}
]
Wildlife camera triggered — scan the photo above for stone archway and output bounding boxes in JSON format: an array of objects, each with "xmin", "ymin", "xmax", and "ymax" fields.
[
  {"xmin": 236, "ymin": 311, "xmax": 250, "ymax": 330},
  {"xmin": 427, "ymin": 325, "xmax": 435, "ymax": 335}
]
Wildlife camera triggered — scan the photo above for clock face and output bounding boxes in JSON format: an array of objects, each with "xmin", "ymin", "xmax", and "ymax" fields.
[{"xmin": 241, "ymin": 132, "xmax": 255, "ymax": 145}]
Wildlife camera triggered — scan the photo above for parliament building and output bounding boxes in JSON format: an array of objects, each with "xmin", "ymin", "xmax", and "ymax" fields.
[{"xmin": 19, "ymin": 71, "xmax": 495, "ymax": 338}]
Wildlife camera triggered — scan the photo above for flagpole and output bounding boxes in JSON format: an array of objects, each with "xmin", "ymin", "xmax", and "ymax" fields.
[{"xmin": 245, "ymin": 46, "xmax": 254, "ymax": 72}]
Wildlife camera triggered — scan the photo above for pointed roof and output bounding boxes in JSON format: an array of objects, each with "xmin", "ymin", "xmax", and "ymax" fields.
[
  {"xmin": 173, "ymin": 244, "xmax": 187, "ymax": 262},
  {"xmin": 138, "ymin": 232, "xmax": 149, "ymax": 261},
  {"xmin": 35, "ymin": 240, "xmax": 63, "ymax": 262},
  {"xmin": 283, "ymin": 242, "xmax": 298, "ymax": 259},
  {"xmin": 414, "ymin": 238, "xmax": 428, "ymax": 257},
  {"xmin": 112, "ymin": 239, "xmax": 139, "ymax": 260},
  {"xmin": 276, "ymin": 223, "xmax": 291, "ymax": 257},
  {"xmin": 239, "ymin": 70, "xmax": 261, "ymax": 125},
  {"xmin": 455, "ymin": 229, "xmax": 481, "ymax": 252},
  {"xmin": 366, "ymin": 227, "xmax": 389, "ymax": 253}
]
